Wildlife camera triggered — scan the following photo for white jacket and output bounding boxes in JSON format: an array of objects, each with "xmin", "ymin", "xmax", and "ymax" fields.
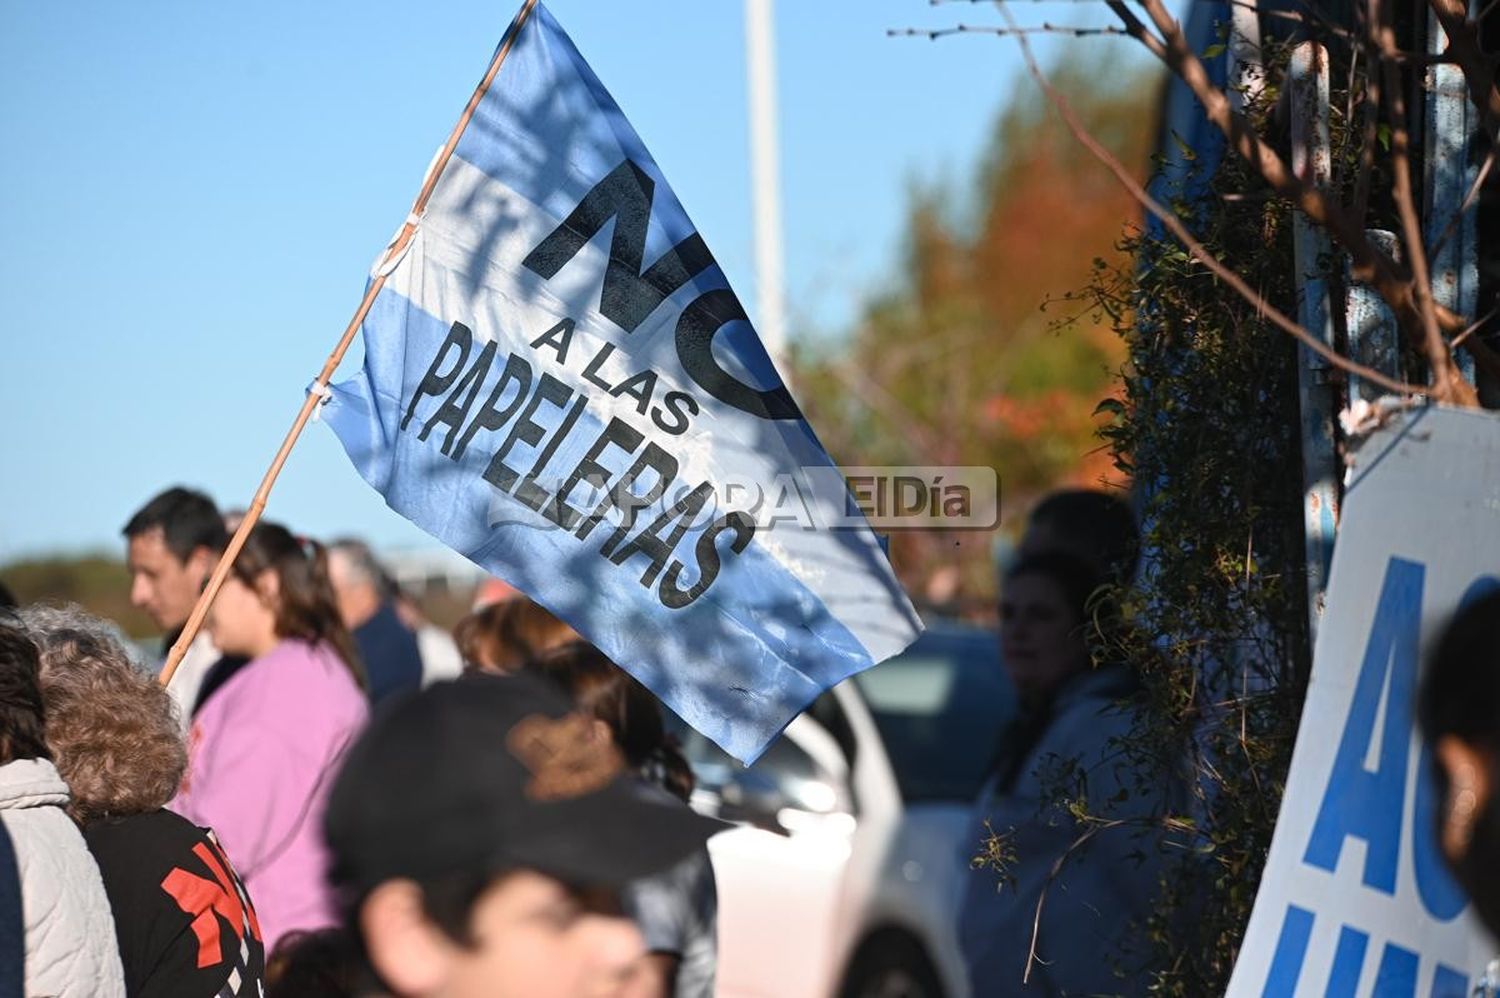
[
  {"xmin": 416, "ymin": 624, "xmax": 463, "ymax": 686},
  {"xmin": 163, "ymin": 631, "xmax": 221, "ymax": 732},
  {"xmin": 0, "ymin": 759, "xmax": 125, "ymax": 998}
]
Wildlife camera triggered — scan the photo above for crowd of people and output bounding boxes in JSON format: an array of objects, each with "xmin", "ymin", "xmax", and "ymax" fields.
[
  {"xmin": 0, "ymin": 486, "xmax": 719, "ymax": 998},
  {"xmin": 0, "ymin": 482, "xmax": 1496, "ymax": 997}
]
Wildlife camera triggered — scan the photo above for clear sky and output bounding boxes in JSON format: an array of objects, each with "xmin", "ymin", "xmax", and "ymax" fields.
[{"xmin": 0, "ymin": 0, "xmax": 1142, "ymax": 561}]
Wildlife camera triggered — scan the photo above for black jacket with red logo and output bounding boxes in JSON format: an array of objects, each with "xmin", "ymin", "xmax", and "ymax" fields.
[{"xmin": 85, "ymin": 809, "xmax": 265, "ymax": 998}]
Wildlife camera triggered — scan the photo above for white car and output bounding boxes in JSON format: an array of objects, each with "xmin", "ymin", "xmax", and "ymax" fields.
[{"xmin": 676, "ymin": 624, "xmax": 1014, "ymax": 998}]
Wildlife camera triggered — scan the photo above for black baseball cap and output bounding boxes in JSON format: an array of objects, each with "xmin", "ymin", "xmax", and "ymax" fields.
[{"xmin": 324, "ymin": 672, "xmax": 722, "ymax": 897}]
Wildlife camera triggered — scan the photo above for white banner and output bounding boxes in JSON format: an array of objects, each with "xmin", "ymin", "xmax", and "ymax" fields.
[{"xmin": 1228, "ymin": 405, "xmax": 1500, "ymax": 997}]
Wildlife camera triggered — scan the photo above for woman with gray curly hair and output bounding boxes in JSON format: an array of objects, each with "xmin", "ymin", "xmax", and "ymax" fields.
[{"xmin": 21, "ymin": 604, "xmax": 266, "ymax": 998}]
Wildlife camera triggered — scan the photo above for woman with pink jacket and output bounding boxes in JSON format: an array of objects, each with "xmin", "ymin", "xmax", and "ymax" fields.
[{"xmin": 172, "ymin": 522, "xmax": 368, "ymax": 951}]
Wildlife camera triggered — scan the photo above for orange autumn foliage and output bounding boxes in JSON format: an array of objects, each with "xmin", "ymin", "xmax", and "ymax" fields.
[{"xmin": 794, "ymin": 56, "xmax": 1158, "ymax": 607}]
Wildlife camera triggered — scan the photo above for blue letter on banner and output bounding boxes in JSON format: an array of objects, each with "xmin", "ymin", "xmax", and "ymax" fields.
[
  {"xmin": 1324, "ymin": 924, "xmax": 1370, "ymax": 997},
  {"xmin": 1371, "ymin": 942, "xmax": 1419, "ymax": 994},
  {"xmin": 1262, "ymin": 905, "xmax": 1315, "ymax": 996},
  {"xmin": 1303, "ymin": 557, "xmax": 1424, "ymax": 894}
]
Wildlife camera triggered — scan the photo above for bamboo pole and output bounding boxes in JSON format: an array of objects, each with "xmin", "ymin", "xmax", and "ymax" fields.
[{"xmin": 161, "ymin": 0, "xmax": 540, "ymax": 686}]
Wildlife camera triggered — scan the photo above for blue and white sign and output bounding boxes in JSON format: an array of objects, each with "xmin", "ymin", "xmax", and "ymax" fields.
[
  {"xmin": 323, "ymin": 3, "xmax": 922, "ymax": 762},
  {"xmin": 1227, "ymin": 405, "xmax": 1500, "ymax": 996}
]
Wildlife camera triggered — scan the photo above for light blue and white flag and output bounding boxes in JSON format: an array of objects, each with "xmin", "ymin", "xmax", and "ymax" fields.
[{"xmin": 323, "ymin": 2, "xmax": 921, "ymax": 762}]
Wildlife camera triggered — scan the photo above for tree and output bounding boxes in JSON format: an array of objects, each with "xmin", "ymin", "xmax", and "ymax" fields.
[
  {"xmin": 918, "ymin": 0, "xmax": 1498, "ymax": 992},
  {"xmin": 793, "ymin": 57, "xmax": 1161, "ymax": 608}
]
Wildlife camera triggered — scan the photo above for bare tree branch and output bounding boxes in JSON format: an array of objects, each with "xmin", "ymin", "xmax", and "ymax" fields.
[
  {"xmin": 827, "ymin": 357, "xmax": 954, "ymax": 461},
  {"xmin": 1115, "ymin": 0, "xmax": 1473, "ymax": 348},
  {"xmin": 1352, "ymin": 5, "xmax": 1381, "ymax": 222},
  {"xmin": 1451, "ymin": 304, "xmax": 1500, "ymax": 351},
  {"xmin": 996, "ymin": 2, "xmax": 1426, "ymax": 397},
  {"xmin": 910, "ymin": 0, "xmax": 1483, "ymax": 394},
  {"xmin": 1338, "ymin": 44, "xmax": 1361, "ymax": 193},
  {"xmin": 888, "ymin": 23, "xmax": 1127, "ymax": 39},
  {"xmin": 933, "ymin": 0, "xmax": 1454, "ymax": 56},
  {"xmin": 1023, "ymin": 820, "xmax": 1116, "ymax": 983},
  {"xmin": 1374, "ymin": 10, "xmax": 1476, "ymax": 404},
  {"xmin": 1429, "ymin": 144, "xmax": 1497, "ymax": 261},
  {"xmin": 1103, "ymin": 0, "xmax": 1169, "ymax": 60},
  {"xmin": 1428, "ymin": 0, "xmax": 1500, "ymax": 142},
  {"xmin": 1464, "ymin": 334, "xmax": 1500, "ymax": 385}
]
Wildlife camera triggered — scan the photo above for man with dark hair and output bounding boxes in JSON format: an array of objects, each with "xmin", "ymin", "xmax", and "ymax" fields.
[
  {"xmin": 326, "ymin": 539, "xmax": 424, "ymax": 704},
  {"xmin": 323, "ymin": 673, "xmax": 722, "ymax": 997},
  {"xmin": 0, "ymin": 621, "xmax": 124, "ymax": 996},
  {"xmin": 122, "ymin": 486, "xmax": 244, "ymax": 723}
]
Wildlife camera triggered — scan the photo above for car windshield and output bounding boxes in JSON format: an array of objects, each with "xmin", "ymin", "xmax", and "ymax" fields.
[{"xmin": 852, "ymin": 626, "xmax": 1013, "ymax": 803}]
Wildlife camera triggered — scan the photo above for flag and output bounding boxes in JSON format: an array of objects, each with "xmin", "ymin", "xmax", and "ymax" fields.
[{"xmin": 324, "ymin": 1, "xmax": 922, "ymax": 762}]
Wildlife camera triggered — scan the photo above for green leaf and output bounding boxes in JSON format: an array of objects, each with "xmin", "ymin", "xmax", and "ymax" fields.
[
  {"xmin": 1169, "ymin": 129, "xmax": 1198, "ymax": 162},
  {"xmin": 1202, "ymin": 42, "xmax": 1227, "ymax": 58},
  {"xmin": 1094, "ymin": 398, "xmax": 1127, "ymax": 418},
  {"xmin": 1377, "ymin": 124, "xmax": 1391, "ymax": 151}
]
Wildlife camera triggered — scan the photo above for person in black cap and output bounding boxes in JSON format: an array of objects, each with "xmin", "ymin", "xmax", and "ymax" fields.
[{"xmin": 323, "ymin": 672, "xmax": 722, "ymax": 998}]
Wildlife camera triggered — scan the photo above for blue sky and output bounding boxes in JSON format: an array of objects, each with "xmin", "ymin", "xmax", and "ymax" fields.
[{"xmin": 0, "ymin": 0, "xmax": 1143, "ymax": 561}]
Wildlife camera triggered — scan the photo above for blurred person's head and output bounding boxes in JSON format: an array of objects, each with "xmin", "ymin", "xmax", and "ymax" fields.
[
  {"xmin": 209, "ymin": 522, "xmax": 365, "ymax": 690},
  {"xmin": 1419, "ymin": 589, "xmax": 1500, "ymax": 936},
  {"xmin": 1021, "ymin": 489, "xmax": 1139, "ymax": 586},
  {"xmin": 122, "ymin": 487, "xmax": 228, "ymax": 632},
  {"xmin": 525, "ymin": 643, "xmax": 694, "ymax": 803},
  {"xmin": 1000, "ymin": 552, "xmax": 1100, "ymax": 706},
  {"xmin": 471, "ymin": 577, "xmax": 519, "ymax": 610},
  {"xmin": 455, "ymin": 598, "xmax": 579, "ymax": 676},
  {"xmin": 327, "ymin": 539, "xmax": 395, "ymax": 632},
  {"xmin": 0, "ymin": 621, "xmax": 50, "ymax": 766},
  {"xmin": 266, "ymin": 927, "xmax": 363, "ymax": 998},
  {"xmin": 324, "ymin": 674, "xmax": 720, "ymax": 998},
  {"xmin": 21, "ymin": 604, "xmax": 184, "ymax": 822}
]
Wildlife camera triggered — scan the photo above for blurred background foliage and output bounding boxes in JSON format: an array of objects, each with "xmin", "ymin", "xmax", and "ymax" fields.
[
  {"xmin": 2, "ymin": 555, "xmax": 155, "ymax": 637},
  {"xmin": 793, "ymin": 56, "xmax": 1161, "ymax": 611}
]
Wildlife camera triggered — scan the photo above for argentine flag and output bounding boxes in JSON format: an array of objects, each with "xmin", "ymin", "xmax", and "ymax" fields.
[{"xmin": 324, "ymin": 1, "xmax": 921, "ymax": 762}]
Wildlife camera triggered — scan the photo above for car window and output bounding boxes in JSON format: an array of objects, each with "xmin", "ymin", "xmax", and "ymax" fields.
[
  {"xmin": 806, "ymin": 690, "xmax": 858, "ymax": 771},
  {"xmin": 851, "ymin": 627, "xmax": 1013, "ymax": 803},
  {"xmin": 672, "ymin": 716, "xmax": 851, "ymax": 829}
]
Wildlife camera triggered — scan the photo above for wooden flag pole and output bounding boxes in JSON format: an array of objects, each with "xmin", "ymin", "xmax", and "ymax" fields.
[{"xmin": 161, "ymin": 0, "xmax": 540, "ymax": 686}]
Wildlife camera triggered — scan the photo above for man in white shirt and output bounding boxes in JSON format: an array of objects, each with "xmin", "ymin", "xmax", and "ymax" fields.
[{"xmin": 121, "ymin": 487, "xmax": 241, "ymax": 726}]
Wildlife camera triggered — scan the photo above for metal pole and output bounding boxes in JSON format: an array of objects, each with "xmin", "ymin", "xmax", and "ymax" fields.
[
  {"xmin": 745, "ymin": 0, "xmax": 788, "ymax": 364},
  {"xmin": 1345, "ymin": 229, "xmax": 1403, "ymax": 409},
  {"xmin": 1423, "ymin": 3, "xmax": 1480, "ymax": 387},
  {"xmin": 1290, "ymin": 42, "xmax": 1339, "ymax": 648}
]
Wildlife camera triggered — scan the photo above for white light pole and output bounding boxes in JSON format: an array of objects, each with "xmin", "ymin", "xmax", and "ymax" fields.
[{"xmin": 745, "ymin": 0, "xmax": 787, "ymax": 364}]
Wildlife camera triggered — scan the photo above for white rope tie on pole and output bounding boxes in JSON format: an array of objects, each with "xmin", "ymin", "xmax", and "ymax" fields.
[
  {"xmin": 307, "ymin": 380, "xmax": 334, "ymax": 421},
  {"xmin": 371, "ymin": 143, "xmax": 443, "ymax": 279},
  {"xmin": 374, "ymin": 210, "xmax": 424, "ymax": 278}
]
